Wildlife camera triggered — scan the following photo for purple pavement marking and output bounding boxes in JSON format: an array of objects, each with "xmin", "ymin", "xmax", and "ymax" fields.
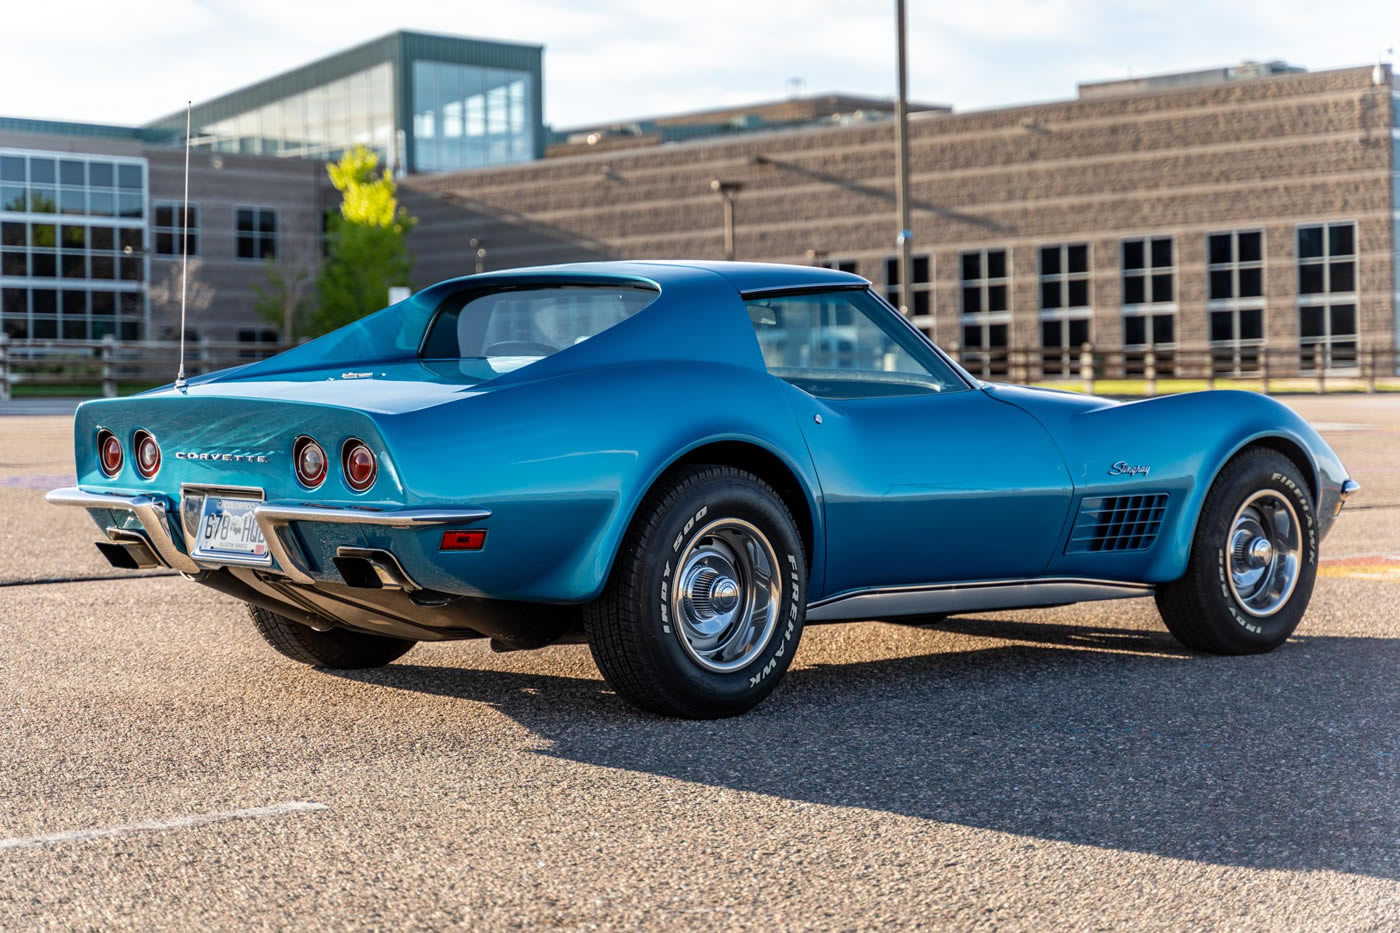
[{"xmin": 0, "ymin": 474, "xmax": 76, "ymax": 490}]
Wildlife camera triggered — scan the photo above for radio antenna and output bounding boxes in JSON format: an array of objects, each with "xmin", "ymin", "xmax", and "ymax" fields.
[{"xmin": 174, "ymin": 101, "xmax": 192, "ymax": 391}]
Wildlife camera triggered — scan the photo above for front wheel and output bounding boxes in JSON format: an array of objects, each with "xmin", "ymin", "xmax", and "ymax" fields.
[
  {"xmin": 585, "ymin": 465, "xmax": 807, "ymax": 718},
  {"xmin": 1155, "ymin": 447, "xmax": 1318, "ymax": 654}
]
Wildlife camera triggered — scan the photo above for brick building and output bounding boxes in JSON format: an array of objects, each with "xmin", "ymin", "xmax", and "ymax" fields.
[
  {"xmin": 403, "ymin": 62, "xmax": 1400, "ymax": 377},
  {"xmin": 3, "ymin": 38, "xmax": 1397, "ymax": 379}
]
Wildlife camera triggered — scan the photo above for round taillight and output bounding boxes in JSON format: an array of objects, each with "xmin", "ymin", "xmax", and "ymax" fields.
[
  {"xmin": 342, "ymin": 440, "xmax": 377, "ymax": 492},
  {"xmin": 97, "ymin": 430, "xmax": 122, "ymax": 476},
  {"xmin": 133, "ymin": 430, "xmax": 160, "ymax": 478},
  {"xmin": 293, "ymin": 436, "xmax": 327, "ymax": 488}
]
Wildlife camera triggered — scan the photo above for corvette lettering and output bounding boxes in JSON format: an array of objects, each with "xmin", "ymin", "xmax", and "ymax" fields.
[
  {"xmin": 1108, "ymin": 460, "xmax": 1151, "ymax": 477},
  {"xmin": 174, "ymin": 452, "xmax": 270, "ymax": 463}
]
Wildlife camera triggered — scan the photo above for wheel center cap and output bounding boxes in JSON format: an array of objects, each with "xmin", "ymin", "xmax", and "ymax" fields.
[
  {"xmin": 710, "ymin": 577, "xmax": 740, "ymax": 613},
  {"xmin": 1248, "ymin": 536, "xmax": 1274, "ymax": 566}
]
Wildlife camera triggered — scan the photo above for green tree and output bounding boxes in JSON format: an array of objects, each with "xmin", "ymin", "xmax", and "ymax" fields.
[{"xmin": 313, "ymin": 145, "xmax": 416, "ymax": 335}]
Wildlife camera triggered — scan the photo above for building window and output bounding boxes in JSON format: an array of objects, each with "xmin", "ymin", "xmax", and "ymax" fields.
[
  {"xmin": 236, "ymin": 206, "xmax": 277, "ymax": 262},
  {"xmin": 1206, "ymin": 230, "xmax": 1265, "ymax": 375},
  {"xmin": 1121, "ymin": 236, "xmax": 1176, "ymax": 375},
  {"xmin": 1296, "ymin": 222, "xmax": 1358, "ymax": 372},
  {"xmin": 884, "ymin": 253, "xmax": 933, "ymax": 324},
  {"xmin": 815, "ymin": 258, "xmax": 858, "ymax": 274},
  {"xmin": 0, "ymin": 148, "xmax": 148, "ymax": 341},
  {"xmin": 153, "ymin": 202, "xmax": 198, "ymax": 257},
  {"xmin": 959, "ymin": 248, "xmax": 1009, "ymax": 378},
  {"xmin": 411, "ymin": 62, "xmax": 535, "ymax": 172},
  {"xmin": 1038, "ymin": 243, "xmax": 1091, "ymax": 377}
]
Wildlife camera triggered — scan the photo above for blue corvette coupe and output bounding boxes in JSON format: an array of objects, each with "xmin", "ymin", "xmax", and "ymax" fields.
[{"xmin": 49, "ymin": 261, "xmax": 1358, "ymax": 717}]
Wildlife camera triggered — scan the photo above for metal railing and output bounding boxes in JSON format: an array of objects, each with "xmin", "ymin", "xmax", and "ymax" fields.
[
  {"xmin": 0, "ymin": 335, "xmax": 1396, "ymax": 400},
  {"xmin": 0, "ymin": 335, "xmax": 294, "ymax": 401},
  {"xmin": 952, "ymin": 344, "xmax": 1400, "ymax": 395}
]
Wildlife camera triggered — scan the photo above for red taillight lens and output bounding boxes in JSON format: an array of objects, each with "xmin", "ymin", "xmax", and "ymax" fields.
[
  {"xmin": 293, "ymin": 436, "xmax": 327, "ymax": 488},
  {"xmin": 342, "ymin": 440, "xmax": 376, "ymax": 492},
  {"xmin": 133, "ymin": 430, "xmax": 160, "ymax": 478},
  {"xmin": 441, "ymin": 530, "xmax": 486, "ymax": 551},
  {"xmin": 97, "ymin": 430, "xmax": 122, "ymax": 476}
]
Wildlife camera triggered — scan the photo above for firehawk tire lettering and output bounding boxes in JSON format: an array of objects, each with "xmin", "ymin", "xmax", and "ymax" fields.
[
  {"xmin": 588, "ymin": 465, "xmax": 806, "ymax": 718},
  {"xmin": 1156, "ymin": 447, "xmax": 1319, "ymax": 655}
]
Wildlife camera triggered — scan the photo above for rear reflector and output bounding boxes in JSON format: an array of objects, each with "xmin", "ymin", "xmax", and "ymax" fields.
[{"xmin": 440, "ymin": 530, "xmax": 486, "ymax": 551}]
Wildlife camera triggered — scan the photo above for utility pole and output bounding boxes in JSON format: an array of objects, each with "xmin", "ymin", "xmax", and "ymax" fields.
[
  {"xmin": 894, "ymin": 0, "xmax": 921, "ymax": 334},
  {"xmin": 710, "ymin": 179, "xmax": 743, "ymax": 260}
]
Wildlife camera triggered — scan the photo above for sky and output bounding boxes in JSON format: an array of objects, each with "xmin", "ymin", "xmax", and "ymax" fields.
[{"xmin": 2, "ymin": 0, "xmax": 1397, "ymax": 130}]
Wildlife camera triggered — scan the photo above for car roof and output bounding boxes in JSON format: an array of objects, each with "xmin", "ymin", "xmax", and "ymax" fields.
[{"xmin": 465, "ymin": 259, "xmax": 869, "ymax": 294}]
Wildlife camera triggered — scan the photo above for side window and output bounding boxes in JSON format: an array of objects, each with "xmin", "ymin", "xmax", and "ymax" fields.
[{"xmin": 745, "ymin": 289, "xmax": 966, "ymax": 399}]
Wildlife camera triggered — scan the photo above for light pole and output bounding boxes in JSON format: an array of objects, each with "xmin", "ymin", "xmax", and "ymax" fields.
[
  {"xmin": 469, "ymin": 237, "xmax": 487, "ymax": 275},
  {"xmin": 893, "ymin": 0, "xmax": 920, "ymax": 334},
  {"xmin": 710, "ymin": 179, "xmax": 743, "ymax": 260}
]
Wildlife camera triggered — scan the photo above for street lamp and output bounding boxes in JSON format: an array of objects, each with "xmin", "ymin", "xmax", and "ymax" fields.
[
  {"xmin": 893, "ymin": 0, "xmax": 920, "ymax": 334},
  {"xmin": 469, "ymin": 237, "xmax": 487, "ymax": 275},
  {"xmin": 709, "ymin": 179, "xmax": 743, "ymax": 261}
]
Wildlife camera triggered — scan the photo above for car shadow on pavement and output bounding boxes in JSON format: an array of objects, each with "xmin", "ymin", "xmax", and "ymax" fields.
[{"xmin": 336, "ymin": 618, "xmax": 1400, "ymax": 880}]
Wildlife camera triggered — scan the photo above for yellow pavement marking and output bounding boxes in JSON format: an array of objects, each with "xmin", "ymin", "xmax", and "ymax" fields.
[{"xmin": 1318, "ymin": 556, "xmax": 1400, "ymax": 582}]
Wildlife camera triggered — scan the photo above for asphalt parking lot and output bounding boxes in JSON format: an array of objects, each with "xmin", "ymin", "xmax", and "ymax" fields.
[{"xmin": 1, "ymin": 396, "xmax": 1397, "ymax": 930}]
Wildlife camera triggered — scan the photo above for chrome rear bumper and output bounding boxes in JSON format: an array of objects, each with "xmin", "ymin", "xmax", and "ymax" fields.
[{"xmin": 45, "ymin": 486, "xmax": 490, "ymax": 584}]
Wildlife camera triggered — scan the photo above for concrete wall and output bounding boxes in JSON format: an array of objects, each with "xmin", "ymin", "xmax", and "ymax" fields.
[{"xmin": 144, "ymin": 150, "xmax": 328, "ymax": 341}]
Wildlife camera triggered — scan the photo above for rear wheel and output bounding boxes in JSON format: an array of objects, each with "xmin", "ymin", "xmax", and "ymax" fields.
[
  {"xmin": 247, "ymin": 605, "xmax": 416, "ymax": 668},
  {"xmin": 585, "ymin": 465, "xmax": 807, "ymax": 718},
  {"xmin": 1155, "ymin": 447, "xmax": 1318, "ymax": 654}
]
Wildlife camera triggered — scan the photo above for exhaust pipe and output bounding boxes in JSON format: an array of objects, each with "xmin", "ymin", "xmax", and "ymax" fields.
[
  {"xmin": 95, "ymin": 528, "xmax": 162, "ymax": 570},
  {"xmin": 333, "ymin": 547, "xmax": 421, "ymax": 592}
]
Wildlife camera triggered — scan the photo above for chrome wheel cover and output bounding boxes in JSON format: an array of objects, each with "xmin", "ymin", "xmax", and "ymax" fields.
[
  {"xmin": 670, "ymin": 518, "xmax": 782, "ymax": 673},
  {"xmin": 1226, "ymin": 490, "xmax": 1302, "ymax": 618}
]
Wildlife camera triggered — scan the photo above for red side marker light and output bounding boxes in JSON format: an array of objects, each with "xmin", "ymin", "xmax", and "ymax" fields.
[{"xmin": 441, "ymin": 530, "xmax": 486, "ymax": 551}]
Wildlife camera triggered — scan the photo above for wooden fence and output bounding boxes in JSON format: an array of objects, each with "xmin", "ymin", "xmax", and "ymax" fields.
[{"xmin": 0, "ymin": 335, "xmax": 295, "ymax": 400}]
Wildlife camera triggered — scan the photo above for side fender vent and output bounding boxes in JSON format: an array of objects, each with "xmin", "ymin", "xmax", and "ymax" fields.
[{"xmin": 1067, "ymin": 493, "xmax": 1169, "ymax": 554}]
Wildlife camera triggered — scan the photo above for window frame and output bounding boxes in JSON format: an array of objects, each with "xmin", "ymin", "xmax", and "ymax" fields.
[
  {"xmin": 882, "ymin": 252, "xmax": 934, "ymax": 330},
  {"xmin": 1037, "ymin": 242, "xmax": 1093, "ymax": 377},
  {"xmin": 1295, "ymin": 220, "xmax": 1359, "ymax": 373},
  {"xmin": 0, "ymin": 146, "xmax": 148, "ymax": 342},
  {"xmin": 814, "ymin": 258, "xmax": 859, "ymax": 275},
  {"xmin": 153, "ymin": 200, "xmax": 200, "ymax": 258},
  {"xmin": 234, "ymin": 204, "xmax": 278, "ymax": 263},
  {"xmin": 1206, "ymin": 228, "xmax": 1267, "ymax": 376},
  {"xmin": 958, "ymin": 247, "xmax": 1011, "ymax": 379},
  {"xmin": 1119, "ymin": 235, "xmax": 1177, "ymax": 351}
]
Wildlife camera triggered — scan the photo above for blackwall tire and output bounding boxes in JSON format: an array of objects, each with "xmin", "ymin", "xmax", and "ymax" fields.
[
  {"xmin": 585, "ymin": 465, "xmax": 807, "ymax": 718},
  {"xmin": 1155, "ymin": 447, "xmax": 1318, "ymax": 654},
  {"xmin": 247, "ymin": 604, "xmax": 416, "ymax": 669}
]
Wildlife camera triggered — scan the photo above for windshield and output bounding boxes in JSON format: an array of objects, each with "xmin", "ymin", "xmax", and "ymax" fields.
[{"xmin": 420, "ymin": 284, "xmax": 659, "ymax": 373}]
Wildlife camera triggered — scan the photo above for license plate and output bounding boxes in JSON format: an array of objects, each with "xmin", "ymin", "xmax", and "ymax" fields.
[{"xmin": 193, "ymin": 496, "xmax": 270, "ymax": 563}]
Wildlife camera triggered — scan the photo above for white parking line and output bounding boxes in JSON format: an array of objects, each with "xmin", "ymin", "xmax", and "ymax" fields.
[{"xmin": 0, "ymin": 801, "xmax": 328, "ymax": 851}]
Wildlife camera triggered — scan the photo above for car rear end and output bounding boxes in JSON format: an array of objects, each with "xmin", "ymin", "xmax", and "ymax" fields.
[{"xmin": 50, "ymin": 390, "xmax": 492, "ymax": 601}]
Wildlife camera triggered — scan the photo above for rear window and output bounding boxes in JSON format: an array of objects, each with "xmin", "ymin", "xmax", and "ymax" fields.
[{"xmin": 420, "ymin": 285, "xmax": 658, "ymax": 370}]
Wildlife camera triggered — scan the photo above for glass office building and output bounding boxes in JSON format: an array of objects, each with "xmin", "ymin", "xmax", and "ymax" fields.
[
  {"xmin": 1, "ymin": 148, "xmax": 148, "ymax": 340},
  {"xmin": 146, "ymin": 31, "xmax": 543, "ymax": 175}
]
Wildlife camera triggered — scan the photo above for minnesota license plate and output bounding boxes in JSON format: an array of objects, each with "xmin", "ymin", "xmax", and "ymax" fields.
[{"xmin": 193, "ymin": 496, "xmax": 270, "ymax": 563}]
